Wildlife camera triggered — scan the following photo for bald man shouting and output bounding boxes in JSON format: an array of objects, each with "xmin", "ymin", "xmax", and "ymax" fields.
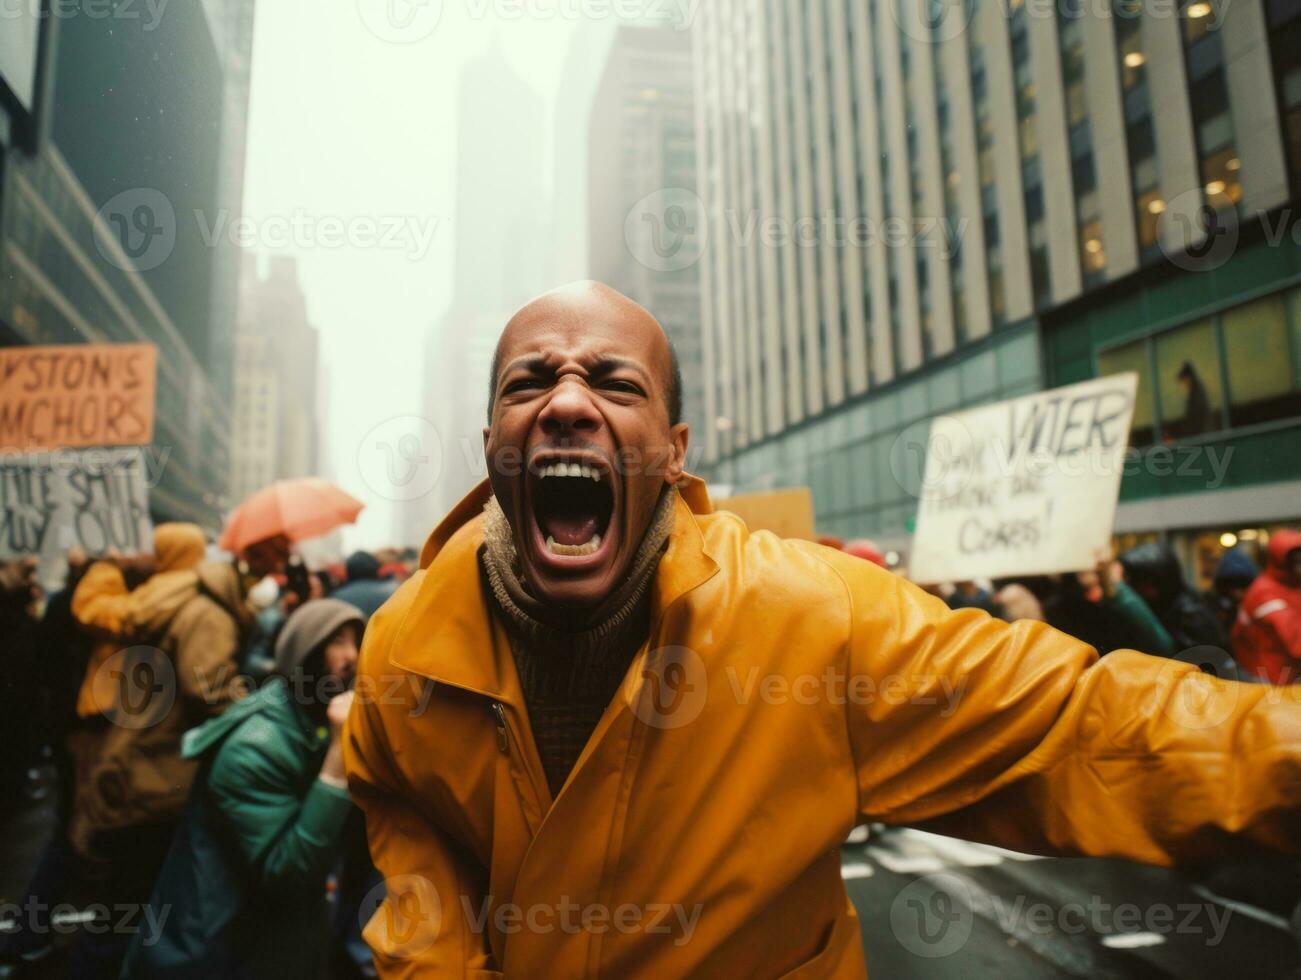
[{"xmin": 345, "ymin": 282, "xmax": 1300, "ymax": 978}]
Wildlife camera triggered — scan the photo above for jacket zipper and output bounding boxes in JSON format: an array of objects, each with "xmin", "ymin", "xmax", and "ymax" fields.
[{"xmin": 490, "ymin": 700, "xmax": 550, "ymax": 833}]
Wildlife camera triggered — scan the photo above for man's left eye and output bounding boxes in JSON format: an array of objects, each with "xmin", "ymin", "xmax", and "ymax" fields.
[{"xmin": 601, "ymin": 380, "xmax": 642, "ymax": 395}]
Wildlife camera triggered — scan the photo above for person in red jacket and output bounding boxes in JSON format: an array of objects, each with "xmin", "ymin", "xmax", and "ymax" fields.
[{"xmin": 1232, "ymin": 528, "xmax": 1301, "ymax": 684}]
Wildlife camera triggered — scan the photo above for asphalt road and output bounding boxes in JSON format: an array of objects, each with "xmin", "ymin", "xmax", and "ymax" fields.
[{"xmin": 845, "ymin": 826, "xmax": 1301, "ymax": 979}]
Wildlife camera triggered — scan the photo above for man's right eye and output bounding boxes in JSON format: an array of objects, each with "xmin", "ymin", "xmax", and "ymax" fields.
[{"xmin": 503, "ymin": 378, "xmax": 545, "ymax": 394}]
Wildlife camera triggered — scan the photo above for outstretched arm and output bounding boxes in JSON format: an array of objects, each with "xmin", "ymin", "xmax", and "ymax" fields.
[{"xmin": 832, "ymin": 554, "xmax": 1300, "ymax": 865}]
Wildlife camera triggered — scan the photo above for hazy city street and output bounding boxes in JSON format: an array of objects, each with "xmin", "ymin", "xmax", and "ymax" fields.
[{"xmin": 3, "ymin": 0, "xmax": 1301, "ymax": 977}]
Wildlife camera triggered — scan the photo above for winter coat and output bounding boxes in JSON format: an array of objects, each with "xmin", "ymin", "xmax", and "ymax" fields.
[
  {"xmin": 121, "ymin": 598, "xmax": 363, "ymax": 980},
  {"xmin": 1232, "ymin": 529, "xmax": 1301, "ymax": 684},
  {"xmin": 1119, "ymin": 543, "xmax": 1231, "ymax": 652},
  {"xmin": 68, "ymin": 559, "xmax": 252, "ymax": 862},
  {"xmin": 345, "ymin": 477, "xmax": 1301, "ymax": 978}
]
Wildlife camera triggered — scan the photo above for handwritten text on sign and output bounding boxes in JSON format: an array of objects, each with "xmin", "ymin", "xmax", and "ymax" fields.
[
  {"xmin": 0, "ymin": 448, "xmax": 154, "ymax": 586},
  {"xmin": 908, "ymin": 374, "xmax": 1137, "ymax": 583},
  {"xmin": 0, "ymin": 343, "xmax": 158, "ymax": 452}
]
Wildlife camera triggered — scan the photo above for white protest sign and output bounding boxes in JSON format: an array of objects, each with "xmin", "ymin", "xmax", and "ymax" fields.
[
  {"xmin": 909, "ymin": 373, "xmax": 1137, "ymax": 583},
  {"xmin": 0, "ymin": 447, "xmax": 154, "ymax": 587}
]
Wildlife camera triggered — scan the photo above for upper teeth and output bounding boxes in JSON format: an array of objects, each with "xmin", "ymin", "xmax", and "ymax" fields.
[{"xmin": 539, "ymin": 462, "xmax": 601, "ymax": 481}]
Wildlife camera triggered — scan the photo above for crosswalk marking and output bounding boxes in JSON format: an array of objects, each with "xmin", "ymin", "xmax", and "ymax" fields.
[
  {"xmin": 1100, "ymin": 932, "xmax": 1166, "ymax": 949},
  {"xmin": 841, "ymin": 861, "xmax": 874, "ymax": 879}
]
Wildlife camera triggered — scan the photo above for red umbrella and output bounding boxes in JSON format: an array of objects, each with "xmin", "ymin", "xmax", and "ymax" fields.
[{"xmin": 219, "ymin": 478, "xmax": 364, "ymax": 555}]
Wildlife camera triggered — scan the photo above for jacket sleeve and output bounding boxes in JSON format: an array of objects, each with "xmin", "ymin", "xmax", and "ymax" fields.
[
  {"xmin": 344, "ymin": 603, "xmax": 500, "ymax": 977},
  {"xmin": 208, "ymin": 715, "xmax": 353, "ymax": 893},
  {"xmin": 1251, "ymin": 594, "xmax": 1301, "ymax": 663},
  {"xmin": 71, "ymin": 561, "xmax": 131, "ymax": 634},
  {"xmin": 839, "ymin": 557, "xmax": 1301, "ymax": 866}
]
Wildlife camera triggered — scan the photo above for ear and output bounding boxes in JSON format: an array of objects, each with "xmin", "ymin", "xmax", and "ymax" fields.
[
  {"xmin": 664, "ymin": 422, "xmax": 689, "ymax": 484},
  {"xmin": 482, "ymin": 426, "xmax": 491, "ymax": 451}
]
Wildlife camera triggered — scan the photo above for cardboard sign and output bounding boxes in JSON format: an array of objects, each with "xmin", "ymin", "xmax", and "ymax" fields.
[
  {"xmin": 0, "ymin": 447, "xmax": 154, "ymax": 587},
  {"xmin": 909, "ymin": 374, "xmax": 1137, "ymax": 583},
  {"xmin": 0, "ymin": 343, "xmax": 158, "ymax": 452},
  {"xmin": 719, "ymin": 487, "xmax": 817, "ymax": 541}
]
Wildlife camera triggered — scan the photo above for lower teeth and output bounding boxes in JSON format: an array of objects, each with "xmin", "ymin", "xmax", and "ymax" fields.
[{"xmin": 546, "ymin": 533, "xmax": 602, "ymax": 556}]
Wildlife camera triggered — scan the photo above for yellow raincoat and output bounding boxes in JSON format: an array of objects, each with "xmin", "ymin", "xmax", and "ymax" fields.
[{"xmin": 346, "ymin": 478, "xmax": 1300, "ymax": 978}]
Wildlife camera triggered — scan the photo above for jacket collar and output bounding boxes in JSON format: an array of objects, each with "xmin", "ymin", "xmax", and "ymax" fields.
[{"xmin": 393, "ymin": 476, "xmax": 718, "ymax": 704}]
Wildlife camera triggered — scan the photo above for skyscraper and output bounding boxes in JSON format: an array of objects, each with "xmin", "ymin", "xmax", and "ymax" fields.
[
  {"xmin": 0, "ymin": 1, "xmax": 258, "ymax": 531},
  {"xmin": 694, "ymin": 0, "xmax": 1301, "ymax": 571},
  {"xmin": 588, "ymin": 24, "xmax": 703, "ymax": 440},
  {"xmin": 395, "ymin": 37, "xmax": 549, "ymax": 545},
  {"xmin": 230, "ymin": 254, "xmax": 322, "ymax": 504}
]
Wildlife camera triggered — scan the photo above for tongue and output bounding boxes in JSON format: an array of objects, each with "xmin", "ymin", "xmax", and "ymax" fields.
[{"xmin": 542, "ymin": 512, "xmax": 599, "ymax": 546}]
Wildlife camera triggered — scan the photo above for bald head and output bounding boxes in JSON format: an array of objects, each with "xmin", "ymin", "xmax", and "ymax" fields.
[{"xmin": 488, "ymin": 282, "xmax": 682, "ymax": 426}]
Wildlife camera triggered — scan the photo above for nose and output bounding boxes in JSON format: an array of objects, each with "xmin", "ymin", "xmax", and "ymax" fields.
[{"xmin": 538, "ymin": 376, "xmax": 602, "ymax": 439}]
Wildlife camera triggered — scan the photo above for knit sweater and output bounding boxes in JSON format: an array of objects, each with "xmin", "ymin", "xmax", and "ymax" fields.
[{"xmin": 479, "ymin": 490, "xmax": 677, "ymax": 797}]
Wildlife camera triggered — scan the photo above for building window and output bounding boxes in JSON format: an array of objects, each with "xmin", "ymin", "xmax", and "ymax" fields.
[
  {"xmin": 1097, "ymin": 287, "xmax": 1301, "ymax": 446},
  {"xmin": 1181, "ymin": 5, "xmax": 1241, "ymax": 207},
  {"xmin": 1223, "ymin": 295, "xmax": 1301, "ymax": 427},
  {"xmin": 1267, "ymin": 0, "xmax": 1301, "ymax": 194},
  {"xmin": 1098, "ymin": 338, "xmax": 1158, "ymax": 446},
  {"xmin": 1155, "ymin": 318, "xmax": 1222, "ymax": 439}
]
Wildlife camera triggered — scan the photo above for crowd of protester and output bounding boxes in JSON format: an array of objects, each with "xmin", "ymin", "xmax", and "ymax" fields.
[
  {"xmin": 0, "ymin": 521, "xmax": 1298, "ymax": 977},
  {"xmin": 0, "ymin": 531, "xmax": 415, "ymax": 979},
  {"xmin": 824, "ymin": 529, "xmax": 1301, "ymax": 681}
]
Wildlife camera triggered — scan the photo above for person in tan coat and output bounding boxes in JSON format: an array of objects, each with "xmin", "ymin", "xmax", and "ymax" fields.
[
  {"xmin": 68, "ymin": 523, "xmax": 253, "ymax": 977},
  {"xmin": 346, "ymin": 282, "xmax": 1301, "ymax": 978}
]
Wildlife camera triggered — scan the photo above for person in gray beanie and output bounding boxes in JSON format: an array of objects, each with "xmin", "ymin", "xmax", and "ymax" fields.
[{"xmin": 121, "ymin": 598, "xmax": 365, "ymax": 980}]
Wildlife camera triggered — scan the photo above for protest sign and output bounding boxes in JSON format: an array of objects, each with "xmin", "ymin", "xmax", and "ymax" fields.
[
  {"xmin": 719, "ymin": 487, "xmax": 817, "ymax": 540},
  {"xmin": 908, "ymin": 373, "xmax": 1137, "ymax": 583},
  {"xmin": 0, "ymin": 343, "xmax": 158, "ymax": 452},
  {"xmin": 0, "ymin": 447, "xmax": 154, "ymax": 587}
]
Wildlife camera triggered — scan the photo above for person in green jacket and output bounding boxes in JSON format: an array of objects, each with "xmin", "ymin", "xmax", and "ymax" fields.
[{"xmin": 121, "ymin": 598, "xmax": 365, "ymax": 979}]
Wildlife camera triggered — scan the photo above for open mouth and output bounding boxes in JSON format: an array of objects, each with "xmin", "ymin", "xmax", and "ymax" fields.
[{"xmin": 526, "ymin": 456, "xmax": 617, "ymax": 566}]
